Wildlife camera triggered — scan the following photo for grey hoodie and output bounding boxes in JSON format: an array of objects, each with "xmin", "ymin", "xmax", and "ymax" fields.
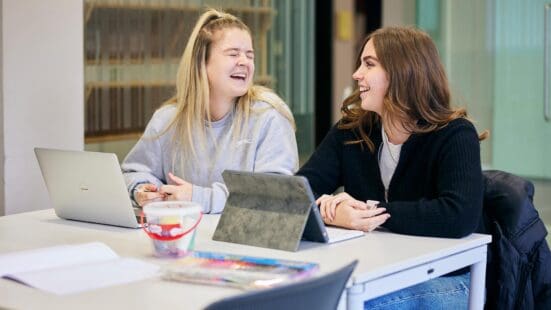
[{"xmin": 121, "ymin": 101, "xmax": 298, "ymax": 213}]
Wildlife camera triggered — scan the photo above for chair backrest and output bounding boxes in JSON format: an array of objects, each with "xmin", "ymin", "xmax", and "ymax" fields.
[
  {"xmin": 204, "ymin": 260, "xmax": 358, "ymax": 310},
  {"xmin": 482, "ymin": 170, "xmax": 537, "ymax": 238},
  {"xmin": 481, "ymin": 170, "xmax": 551, "ymax": 309}
]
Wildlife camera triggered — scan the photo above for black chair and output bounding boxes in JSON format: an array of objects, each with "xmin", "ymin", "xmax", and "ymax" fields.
[
  {"xmin": 481, "ymin": 170, "xmax": 551, "ymax": 309},
  {"xmin": 204, "ymin": 260, "xmax": 358, "ymax": 310}
]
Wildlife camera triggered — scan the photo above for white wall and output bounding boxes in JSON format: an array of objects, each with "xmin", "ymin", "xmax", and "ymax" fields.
[
  {"xmin": 1, "ymin": 0, "xmax": 83, "ymax": 215},
  {"xmin": 0, "ymin": 1, "xmax": 5, "ymax": 216},
  {"xmin": 382, "ymin": 0, "xmax": 416, "ymax": 27},
  {"xmin": 332, "ymin": 0, "xmax": 355, "ymax": 123},
  {"xmin": 440, "ymin": 0, "xmax": 493, "ymax": 166}
]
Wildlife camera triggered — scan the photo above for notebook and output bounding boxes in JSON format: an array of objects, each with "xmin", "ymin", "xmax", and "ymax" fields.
[
  {"xmin": 212, "ymin": 170, "xmax": 364, "ymax": 252},
  {"xmin": 162, "ymin": 251, "xmax": 319, "ymax": 289},
  {"xmin": 34, "ymin": 148, "xmax": 142, "ymax": 228}
]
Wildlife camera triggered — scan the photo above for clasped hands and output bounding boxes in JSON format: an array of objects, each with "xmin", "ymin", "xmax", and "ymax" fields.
[
  {"xmin": 316, "ymin": 192, "xmax": 390, "ymax": 232},
  {"xmin": 134, "ymin": 172, "xmax": 193, "ymax": 207}
]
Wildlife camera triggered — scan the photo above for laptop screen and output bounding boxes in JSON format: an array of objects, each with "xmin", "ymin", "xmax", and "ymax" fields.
[{"xmin": 34, "ymin": 148, "xmax": 140, "ymax": 228}]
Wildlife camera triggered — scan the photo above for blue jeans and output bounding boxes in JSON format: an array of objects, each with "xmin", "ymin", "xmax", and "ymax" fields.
[{"xmin": 364, "ymin": 273, "xmax": 470, "ymax": 310}]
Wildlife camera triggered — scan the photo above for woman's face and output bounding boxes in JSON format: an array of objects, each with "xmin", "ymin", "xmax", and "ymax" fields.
[
  {"xmin": 206, "ymin": 28, "xmax": 255, "ymax": 104},
  {"xmin": 352, "ymin": 39, "xmax": 389, "ymax": 115}
]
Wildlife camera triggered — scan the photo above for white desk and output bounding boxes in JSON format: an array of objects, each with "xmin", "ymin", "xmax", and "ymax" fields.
[{"xmin": 0, "ymin": 210, "xmax": 491, "ymax": 310}]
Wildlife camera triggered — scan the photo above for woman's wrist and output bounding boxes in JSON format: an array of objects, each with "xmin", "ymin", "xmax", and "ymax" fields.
[{"xmin": 131, "ymin": 182, "xmax": 148, "ymax": 205}]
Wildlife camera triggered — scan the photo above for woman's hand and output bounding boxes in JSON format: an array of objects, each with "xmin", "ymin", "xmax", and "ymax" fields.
[
  {"xmin": 134, "ymin": 183, "xmax": 164, "ymax": 207},
  {"xmin": 316, "ymin": 192, "xmax": 368, "ymax": 222},
  {"xmin": 326, "ymin": 203, "xmax": 390, "ymax": 232},
  {"xmin": 159, "ymin": 172, "xmax": 193, "ymax": 201},
  {"xmin": 315, "ymin": 192, "xmax": 390, "ymax": 232}
]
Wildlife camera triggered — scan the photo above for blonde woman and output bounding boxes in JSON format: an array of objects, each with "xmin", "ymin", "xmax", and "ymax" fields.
[{"xmin": 122, "ymin": 9, "xmax": 298, "ymax": 213}]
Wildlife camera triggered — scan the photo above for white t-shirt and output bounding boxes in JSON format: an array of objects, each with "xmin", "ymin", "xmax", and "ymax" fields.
[{"xmin": 379, "ymin": 127, "xmax": 402, "ymax": 201}]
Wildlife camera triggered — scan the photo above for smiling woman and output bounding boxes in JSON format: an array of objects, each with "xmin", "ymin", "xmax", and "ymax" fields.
[
  {"xmin": 206, "ymin": 28, "xmax": 255, "ymax": 120},
  {"xmin": 121, "ymin": 9, "xmax": 299, "ymax": 214},
  {"xmin": 298, "ymin": 26, "xmax": 487, "ymax": 309}
]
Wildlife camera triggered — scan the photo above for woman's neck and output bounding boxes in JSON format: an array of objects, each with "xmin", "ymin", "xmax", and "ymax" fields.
[
  {"xmin": 209, "ymin": 97, "xmax": 235, "ymax": 121},
  {"xmin": 383, "ymin": 120, "xmax": 411, "ymax": 145}
]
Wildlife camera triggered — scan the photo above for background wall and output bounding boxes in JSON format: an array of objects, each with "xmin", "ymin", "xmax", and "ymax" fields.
[
  {"xmin": 332, "ymin": 0, "xmax": 355, "ymax": 123},
  {"xmin": 0, "ymin": 0, "xmax": 83, "ymax": 215},
  {"xmin": 382, "ymin": 0, "xmax": 415, "ymax": 26},
  {"xmin": 419, "ymin": 0, "xmax": 494, "ymax": 166},
  {"xmin": 0, "ymin": 1, "xmax": 4, "ymax": 216}
]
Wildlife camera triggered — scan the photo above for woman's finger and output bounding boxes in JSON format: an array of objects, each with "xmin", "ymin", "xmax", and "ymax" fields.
[
  {"xmin": 159, "ymin": 185, "xmax": 179, "ymax": 196},
  {"xmin": 357, "ymin": 207, "xmax": 387, "ymax": 218},
  {"xmin": 347, "ymin": 199, "xmax": 368, "ymax": 210},
  {"xmin": 140, "ymin": 183, "xmax": 158, "ymax": 192},
  {"xmin": 315, "ymin": 195, "xmax": 333, "ymax": 220},
  {"xmin": 168, "ymin": 172, "xmax": 186, "ymax": 185},
  {"xmin": 136, "ymin": 191, "xmax": 163, "ymax": 206},
  {"xmin": 320, "ymin": 199, "xmax": 331, "ymax": 220},
  {"xmin": 363, "ymin": 213, "xmax": 391, "ymax": 232},
  {"xmin": 315, "ymin": 194, "xmax": 332, "ymax": 205},
  {"xmin": 328, "ymin": 193, "xmax": 348, "ymax": 220}
]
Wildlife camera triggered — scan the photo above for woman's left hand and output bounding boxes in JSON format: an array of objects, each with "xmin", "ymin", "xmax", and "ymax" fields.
[
  {"xmin": 316, "ymin": 192, "xmax": 368, "ymax": 222},
  {"xmin": 159, "ymin": 172, "xmax": 193, "ymax": 201},
  {"xmin": 326, "ymin": 203, "xmax": 390, "ymax": 232}
]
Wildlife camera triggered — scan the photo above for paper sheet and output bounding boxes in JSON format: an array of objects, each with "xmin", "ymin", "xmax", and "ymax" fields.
[{"xmin": 0, "ymin": 242, "xmax": 160, "ymax": 295}]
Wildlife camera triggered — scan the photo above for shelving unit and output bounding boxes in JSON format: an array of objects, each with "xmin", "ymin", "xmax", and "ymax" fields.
[{"xmin": 84, "ymin": 0, "xmax": 274, "ymax": 142}]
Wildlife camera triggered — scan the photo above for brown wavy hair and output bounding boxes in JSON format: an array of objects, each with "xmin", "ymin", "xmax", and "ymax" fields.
[{"xmin": 339, "ymin": 26, "xmax": 487, "ymax": 152}]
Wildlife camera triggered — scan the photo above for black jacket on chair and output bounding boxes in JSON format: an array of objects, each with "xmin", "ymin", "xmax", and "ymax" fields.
[{"xmin": 480, "ymin": 170, "xmax": 551, "ymax": 310}]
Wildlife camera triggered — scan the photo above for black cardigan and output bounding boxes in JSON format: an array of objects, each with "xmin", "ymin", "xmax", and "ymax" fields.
[{"xmin": 297, "ymin": 118, "xmax": 483, "ymax": 238}]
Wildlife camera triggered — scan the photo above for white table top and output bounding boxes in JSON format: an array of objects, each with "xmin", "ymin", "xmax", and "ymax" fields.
[{"xmin": 0, "ymin": 209, "xmax": 491, "ymax": 310}]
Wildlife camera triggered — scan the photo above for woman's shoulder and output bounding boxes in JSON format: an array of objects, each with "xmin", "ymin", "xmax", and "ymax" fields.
[
  {"xmin": 422, "ymin": 118, "xmax": 478, "ymax": 144},
  {"xmin": 448, "ymin": 117, "xmax": 475, "ymax": 128},
  {"xmin": 441, "ymin": 118, "xmax": 477, "ymax": 135},
  {"xmin": 326, "ymin": 118, "xmax": 381, "ymax": 144},
  {"xmin": 251, "ymin": 99, "xmax": 274, "ymax": 110},
  {"xmin": 147, "ymin": 104, "xmax": 177, "ymax": 130},
  {"xmin": 250, "ymin": 98, "xmax": 290, "ymax": 121},
  {"xmin": 154, "ymin": 104, "xmax": 177, "ymax": 116}
]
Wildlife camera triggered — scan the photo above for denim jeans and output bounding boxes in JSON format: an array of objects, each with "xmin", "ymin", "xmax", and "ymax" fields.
[{"xmin": 364, "ymin": 273, "xmax": 470, "ymax": 310}]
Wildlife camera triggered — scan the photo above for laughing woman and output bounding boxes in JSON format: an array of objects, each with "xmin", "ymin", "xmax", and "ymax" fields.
[
  {"xmin": 298, "ymin": 26, "xmax": 487, "ymax": 309},
  {"xmin": 122, "ymin": 9, "xmax": 298, "ymax": 213}
]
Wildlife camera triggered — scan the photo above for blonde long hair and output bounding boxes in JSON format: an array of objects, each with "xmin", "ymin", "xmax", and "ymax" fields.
[
  {"xmin": 340, "ymin": 26, "xmax": 487, "ymax": 152},
  {"xmin": 161, "ymin": 9, "xmax": 294, "ymax": 172}
]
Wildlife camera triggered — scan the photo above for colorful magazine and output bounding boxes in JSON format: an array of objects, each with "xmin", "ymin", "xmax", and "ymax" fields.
[{"xmin": 161, "ymin": 251, "xmax": 319, "ymax": 289}]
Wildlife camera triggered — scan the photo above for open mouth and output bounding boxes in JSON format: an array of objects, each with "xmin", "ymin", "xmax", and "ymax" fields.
[
  {"xmin": 359, "ymin": 86, "xmax": 371, "ymax": 94},
  {"xmin": 230, "ymin": 73, "xmax": 247, "ymax": 81}
]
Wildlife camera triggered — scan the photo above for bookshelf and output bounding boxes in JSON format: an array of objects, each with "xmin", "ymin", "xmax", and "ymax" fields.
[{"xmin": 84, "ymin": 0, "xmax": 274, "ymax": 143}]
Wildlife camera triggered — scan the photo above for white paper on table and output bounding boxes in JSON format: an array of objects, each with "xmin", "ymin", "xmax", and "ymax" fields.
[
  {"xmin": 0, "ymin": 242, "xmax": 160, "ymax": 295},
  {"xmin": 0, "ymin": 242, "xmax": 118, "ymax": 276},
  {"xmin": 325, "ymin": 226, "xmax": 365, "ymax": 243}
]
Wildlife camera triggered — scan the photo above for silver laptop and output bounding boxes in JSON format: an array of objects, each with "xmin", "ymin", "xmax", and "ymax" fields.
[{"xmin": 34, "ymin": 148, "xmax": 141, "ymax": 228}]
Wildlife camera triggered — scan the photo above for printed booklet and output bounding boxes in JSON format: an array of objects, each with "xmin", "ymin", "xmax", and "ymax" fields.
[{"xmin": 162, "ymin": 251, "xmax": 319, "ymax": 289}]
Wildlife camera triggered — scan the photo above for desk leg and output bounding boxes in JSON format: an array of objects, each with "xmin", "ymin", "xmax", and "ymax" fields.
[
  {"xmin": 347, "ymin": 284, "xmax": 364, "ymax": 310},
  {"xmin": 468, "ymin": 249, "xmax": 487, "ymax": 310},
  {"xmin": 337, "ymin": 289, "xmax": 347, "ymax": 310}
]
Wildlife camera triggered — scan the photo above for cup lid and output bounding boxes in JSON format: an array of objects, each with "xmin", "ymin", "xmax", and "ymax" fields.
[{"xmin": 143, "ymin": 201, "xmax": 202, "ymax": 217}]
